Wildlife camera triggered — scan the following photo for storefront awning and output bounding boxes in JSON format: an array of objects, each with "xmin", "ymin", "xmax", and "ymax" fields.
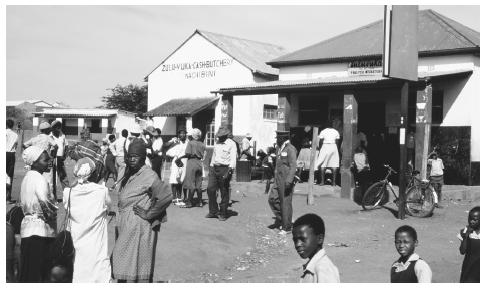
[
  {"xmin": 33, "ymin": 108, "xmax": 124, "ymax": 118},
  {"xmin": 145, "ymin": 97, "xmax": 219, "ymax": 117},
  {"xmin": 213, "ymin": 69, "xmax": 472, "ymax": 95}
]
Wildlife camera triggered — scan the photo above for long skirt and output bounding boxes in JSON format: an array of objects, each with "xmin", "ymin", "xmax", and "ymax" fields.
[{"xmin": 20, "ymin": 236, "xmax": 54, "ymax": 283}]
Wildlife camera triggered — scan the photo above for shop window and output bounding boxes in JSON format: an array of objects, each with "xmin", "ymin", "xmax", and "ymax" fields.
[
  {"xmin": 205, "ymin": 121, "xmax": 215, "ymax": 147},
  {"xmin": 91, "ymin": 119, "xmax": 102, "ymax": 133},
  {"xmin": 263, "ymin": 104, "xmax": 278, "ymax": 120}
]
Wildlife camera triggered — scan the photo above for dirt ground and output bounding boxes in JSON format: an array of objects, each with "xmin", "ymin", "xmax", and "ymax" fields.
[{"xmin": 7, "ymin": 154, "xmax": 479, "ymax": 283}]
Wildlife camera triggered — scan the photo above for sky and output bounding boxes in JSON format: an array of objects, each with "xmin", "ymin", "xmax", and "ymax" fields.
[{"xmin": 6, "ymin": 5, "xmax": 480, "ymax": 108}]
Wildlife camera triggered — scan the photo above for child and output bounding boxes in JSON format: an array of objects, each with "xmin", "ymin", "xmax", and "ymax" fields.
[
  {"xmin": 352, "ymin": 145, "xmax": 371, "ymax": 203},
  {"xmin": 262, "ymin": 147, "xmax": 276, "ymax": 194},
  {"xmin": 427, "ymin": 151, "xmax": 444, "ymax": 207},
  {"xmin": 457, "ymin": 206, "xmax": 480, "ymax": 283},
  {"xmin": 292, "ymin": 213, "xmax": 340, "ymax": 283},
  {"xmin": 391, "ymin": 225, "xmax": 432, "ymax": 283}
]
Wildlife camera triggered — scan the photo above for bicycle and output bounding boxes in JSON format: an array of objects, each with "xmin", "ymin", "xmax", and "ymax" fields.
[{"xmin": 361, "ymin": 164, "xmax": 437, "ymax": 217}]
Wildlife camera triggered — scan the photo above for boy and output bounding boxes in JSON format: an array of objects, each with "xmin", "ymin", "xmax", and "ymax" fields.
[
  {"xmin": 427, "ymin": 151, "xmax": 444, "ymax": 208},
  {"xmin": 391, "ymin": 225, "xmax": 432, "ymax": 283},
  {"xmin": 292, "ymin": 213, "xmax": 340, "ymax": 283}
]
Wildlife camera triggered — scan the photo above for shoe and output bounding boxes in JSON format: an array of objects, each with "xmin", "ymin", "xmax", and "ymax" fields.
[
  {"xmin": 267, "ymin": 223, "xmax": 281, "ymax": 230},
  {"xmin": 205, "ymin": 213, "xmax": 218, "ymax": 219},
  {"xmin": 197, "ymin": 202, "xmax": 203, "ymax": 208},
  {"xmin": 218, "ymin": 214, "xmax": 228, "ymax": 221},
  {"xmin": 434, "ymin": 203, "xmax": 443, "ymax": 209},
  {"xmin": 278, "ymin": 229, "xmax": 292, "ymax": 235},
  {"xmin": 180, "ymin": 203, "xmax": 192, "ymax": 208}
]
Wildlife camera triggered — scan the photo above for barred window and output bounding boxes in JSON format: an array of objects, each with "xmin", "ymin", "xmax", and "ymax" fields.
[{"xmin": 263, "ymin": 104, "xmax": 278, "ymax": 120}]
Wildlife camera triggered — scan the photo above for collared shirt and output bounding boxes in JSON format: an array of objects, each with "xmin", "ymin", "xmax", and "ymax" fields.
[
  {"xmin": 241, "ymin": 137, "xmax": 252, "ymax": 153},
  {"xmin": 428, "ymin": 158, "xmax": 444, "ymax": 176},
  {"xmin": 152, "ymin": 138, "xmax": 163, "ymax": 156},
  {"xmin": 23, "ymin": 133, "xmax": 57, "ymax": 153},
  {"xmin": 457, "ymin": 227, "xmax": 480, "ymax": 240},
  {"xmin": 6, "ymin": 128, "xmax": 18, "ymax": 152},
  {"xmin": 113, "ymin": 136, "xmax": 126, "ymax": 157},
  {"xmin": 318, "ymin": 128, "xmax": 340, "ymax": 144},
  {"xmin": 391, "ymin": 253, "xmax": 432, "ymax": 283},
  {"xmin": 210, "ymin": 138, "xmax": 237, "ymax": 169},
  {"xmin": 278, "ymin": 140, "xmax": 290, "ymax": 154},
  {"xmin": 50, "ymin": 132, "xmax": 67, "ymax": 157},
  {"xmin": 300, "ymin": 248, "xmax": 340, "ymax": 283}
]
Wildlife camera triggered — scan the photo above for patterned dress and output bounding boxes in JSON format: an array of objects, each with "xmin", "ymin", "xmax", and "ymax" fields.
[{"xmin": 112, "ymin": 165, "xmax": 172, "ymax": 281}]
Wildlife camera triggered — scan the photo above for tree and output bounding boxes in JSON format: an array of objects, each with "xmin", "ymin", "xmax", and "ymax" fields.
[{"xmin": 102, "ymin": 84, "xmax": 147, "ymax": 115}]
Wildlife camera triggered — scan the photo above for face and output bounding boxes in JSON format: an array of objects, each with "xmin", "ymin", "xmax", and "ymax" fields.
[
  {"xmin": 218, "ymin": 135, "xmax": 228, "ymax": 143},
  {"xmin": 32, "ymin": 151, "xmax": 50, "ymax": 173},
  {"xmin": 276, "ymin": 136, "xmax": 287, "ymax": 147},
  {"xmin": 292, "ymin": 225, "xmax": 324, "ymax": 259},
  {"xmin": 177, "ymin": 131, "xmax": 186, "ymax": 141},
  {"xmin": 395, "ymin": 232, "xmax": 417, "ymax": 258},
  {"xmin": 127, "ymin": 153, "xmax": 145, "ymax": 170},
  {"xmin": 469, "ymin": 211, "xmax": 480, "ymax": 230}
]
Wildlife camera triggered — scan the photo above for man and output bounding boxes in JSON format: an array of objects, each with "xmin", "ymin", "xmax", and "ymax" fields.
[
  {"xmin": 151, "ymin": 128, "xmax": 164, "ymax": 178},
  {"xmin": 113, "ymin": 129, "xmax": 128, "ymax": 179},
  {"xmin": 315, "ymin": 126, "xmax": 340, "ymax": 186},
  {"xmin": 6, "ymin": 119, "xmax": 18, "ymax": 203},
  {"xmin": 50, "ymin": 120, "xmax": 70, "ymax": 198},
  {"xmin": 240, "ymin": 133, "xmax": 253, "ymax": 160},
  {"xmin": 23, "ymin": 121, "xmax": 58, "ymax": 192},
  {"xmin": 207, "ymin": 126, "xmax": 237, "ymax": 221},
  {"xmin": 80, "ymin": 124, "xmax": 91, "ymax": 141},
  {"xmin": 268, "ymin": 130, "xmax": 297, "ymax": 235}
]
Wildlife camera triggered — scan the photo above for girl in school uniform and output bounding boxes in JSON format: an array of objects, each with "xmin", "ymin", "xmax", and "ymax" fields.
[{"xmin": 458, "ymin": 206, "xmax": 480, "ymax": 283}]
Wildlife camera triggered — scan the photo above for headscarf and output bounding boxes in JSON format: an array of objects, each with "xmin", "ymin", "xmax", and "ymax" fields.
[
  {"xmin": 22, "ymin": 146, "xmax": 45, "ymax": 170},
  {"xmin": 127, "ymin": 138, "xmax": 147, "ymax": 158},
  {"xmin": 191, "ymin": 128, "xmax": 202, "ymax": 140},
  {"xmin": 73, "ymin": 157, "xmax": 96, "ymax": 184}
]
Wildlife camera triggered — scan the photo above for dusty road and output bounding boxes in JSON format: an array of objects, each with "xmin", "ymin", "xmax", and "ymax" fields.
[{"xmin": 8, "ymin": 155, "xmax": 479, "ymax": 283}]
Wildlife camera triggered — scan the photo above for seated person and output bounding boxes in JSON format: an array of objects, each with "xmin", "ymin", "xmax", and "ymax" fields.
[{"xmin": 352, "ymin": 145, "xmax": 371, "ymax": 203}]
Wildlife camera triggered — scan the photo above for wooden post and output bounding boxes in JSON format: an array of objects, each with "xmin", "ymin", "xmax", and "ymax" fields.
[
  {"xmin": 415, "ymin": 79, "xmax": 432, "ymax": 180},
  {"xmin": 221, "ymin": 94, "xmax": 233, "ymax": 132},
  {"xmin": 341, "ymin": 92, "xmax": 357, "ymax": 199},
  {"xmin": 307, "ymin": 127, "xmax": 319, "ymax": 205},
  {"xmin": 398, "ymin": 82, "xmax": 409, "ymax": 219},
  {"xmin": 277, "ymin": 93, "xmax": 291, "ymax": 131}
]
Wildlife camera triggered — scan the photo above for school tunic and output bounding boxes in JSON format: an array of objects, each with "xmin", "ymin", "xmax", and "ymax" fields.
[
  {"xmin": 458, "ymin": 228, "xmax": 480, "ymax": 283},
  {"xmin": 390, "ymin": 253, "xmax": 432, "ymax": 283}
]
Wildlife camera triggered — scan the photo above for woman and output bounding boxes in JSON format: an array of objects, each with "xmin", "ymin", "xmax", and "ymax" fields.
[
  {"xmin": 112, "ymin": 138, "xmax": 172, "ymax": 282},
  {"xmin": 166, "ymin": 130, "xmax": 188, "ymax": 205},
  {"xmin": 103, "ymin": 134, "xmax": 118, "ymax": 183},
  {"xmin": 63, "ymin": 157, "xmax": 111, "ymax": 282},
  {"xmin": 19, "ymin": 146, "xmax": 57, "ymax": 282},
  {"xmin": 181, "ymin": 128, "xmax": 206, "ymax": 208}
]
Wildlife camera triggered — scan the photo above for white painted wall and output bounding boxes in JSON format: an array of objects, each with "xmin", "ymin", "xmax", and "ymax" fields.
[{"xmin": 113, "ymin": 113, "xmax": 137, "ymax": 135}]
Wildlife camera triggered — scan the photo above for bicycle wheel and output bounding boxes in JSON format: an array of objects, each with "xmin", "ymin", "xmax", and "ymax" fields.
[
  {"xmin": 361, "ymin": 182, "xmax": 388, "ymax": 210},
  {"xmin": 405, "ymin": 185, "xmax": 435, "ymax": 217}
]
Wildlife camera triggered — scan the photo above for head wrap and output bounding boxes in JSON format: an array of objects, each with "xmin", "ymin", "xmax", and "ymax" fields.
[
  {"xmin": 73, "ymin": 157, "xmax": 96, "ymax": 184},
  {"xmin": 127, "ymin": 138, "xmax": 147, "ymax": 158},
  {"xmin": 191, "ymin": 128, "xmax": 202, "ymax": 140},
  {"xmin": 22, "ymin": 146, "xmax": 45, "ymax": 170},
  {"xmin": 246, "ymin": 133, "xmax": 252, "ymax": 138},
  {"xmin": 39, "ymin": 122, "xmax": 50, "ymax": 130}
]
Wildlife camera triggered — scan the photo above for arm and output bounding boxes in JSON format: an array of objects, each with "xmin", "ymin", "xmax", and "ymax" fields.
[
  {"xmin": 145, "ymin": 178, "xmax": 172, "ymax": 219},
  {"xmin": 458, "ymin": 227, "xmax": 470, "ymax": 255},
  {"xmin": 285, "ymin": 146, "xmax": 297, "ymax": 185},
  {"xmin": 230, "ymin": 142, "xmax": 237, "ymax": 169},
  {"xmin": 210, "ymin": 146, "xmax": 216, "ymax": 167},
  {"xmin": 414, "ymin": 260, "xmax": 432, "ymax": 283},
  {"xmin": 23, "ymin": 138, "xmax": 33, "ymax": 149}
]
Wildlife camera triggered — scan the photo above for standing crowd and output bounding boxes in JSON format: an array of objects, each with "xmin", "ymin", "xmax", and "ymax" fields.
[{"xmin": 6, "ymin": 119, "xmax": 480, "ymax": 283}]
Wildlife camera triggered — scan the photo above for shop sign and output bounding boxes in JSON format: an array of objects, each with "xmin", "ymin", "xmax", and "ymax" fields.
[
  {"xmin": 348, "ymin": 59, "xmax": 383, "ymax": 76},
  {"xmin": 161, "ymin": 58, "xmax": 234, "ymax": 80}
]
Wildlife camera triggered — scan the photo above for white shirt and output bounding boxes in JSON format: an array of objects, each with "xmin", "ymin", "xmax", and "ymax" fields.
[
  {"xmin": 6, "ymin": 128, "xmax": 18, "ymax": 152},
  {"xmin": 152, "ymin": 138, "xmax": 163, "ymax": 155},
  {"xmin": 318, "ymin": 128, "xmax": 340, "ymax": 144},
  {"xmin": 428, "ymin": 158, "xmax": 444, "ymax": 176},
  {"xmin": 391, "ymin": 253, "xmax": 432, "ymax": 283},
  {"xmin": 50, "ymin": 132, "xmax": 67, "ymax": 157},
  {"xmin": 113, "ymin": 136, "xmax": 126, "ymax": 157},
  {"xmin": 241, "ymin": 137, "xmax": 252, "ymax": 153},
  {"xmin": 210, "ymin": 138, "xmax": 237, "ymax": 169},
  {"xmin": 300, "ymin": 248, "xmax": 340, "ymax": 283}
]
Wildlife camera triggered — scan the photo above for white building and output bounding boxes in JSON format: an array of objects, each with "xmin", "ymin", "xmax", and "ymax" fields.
[{"xmin": 144, "ymin": 29, "xmax": 287, "ymax": 148}]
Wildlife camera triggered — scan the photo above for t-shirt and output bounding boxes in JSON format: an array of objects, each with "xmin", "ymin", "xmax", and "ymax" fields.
[
  {"xmin": 318, "ymin": 128, "xmax": 340, "ymax": 144},
  {"xmin": 428, "ymin": 158, "xmax": 444, "ymax": 176}
]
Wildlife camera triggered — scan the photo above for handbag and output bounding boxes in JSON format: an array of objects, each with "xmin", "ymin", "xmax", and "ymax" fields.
[
  {"xmin": 49, "ymin": 188, "xmax": 75, "ymax": 263},
  {"xmin": 175, "ymin": 158, "xmax": 184, "ymax": 168}
]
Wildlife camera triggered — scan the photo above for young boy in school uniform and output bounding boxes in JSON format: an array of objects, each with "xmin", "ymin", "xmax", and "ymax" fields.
[
  {"xmin": 292, "ymin": 213, "xmax": 340, "ymax": 283},
  {"xmin": 391, "ymin": 225, "xmax": 432, "ymax": 283}
]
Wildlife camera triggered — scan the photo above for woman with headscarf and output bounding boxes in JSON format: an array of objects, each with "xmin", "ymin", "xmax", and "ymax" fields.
[
  {"xmin": 180, "ymin": 128, "xmax": 206, "ymax": 208},
  {"xmin": 63, "ymin": 157, "xmax": 111, "ymax": 282},
  {"xmin": 19, "ymin": 146, "xmax": 57, "ymax": 282},
  {"xmin": 112, "ymin": 138, "xmax": 172, "ymax": 282}
]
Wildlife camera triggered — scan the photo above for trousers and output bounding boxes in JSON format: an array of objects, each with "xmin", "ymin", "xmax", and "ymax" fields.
[
  {"xmin": 207, "ymin": 166, "xmax": 230, "ymax": 216},
  {"xmin": 268, "ymin": 182, "xmax": 294, "ymax": 231}
]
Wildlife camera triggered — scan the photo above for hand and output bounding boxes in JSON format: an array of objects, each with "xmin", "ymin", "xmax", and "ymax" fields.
[
  {"xmin": 133, "ymin": 205, "xmax": 150, "ymax": 220},
  {"xmin": 465, "ymin": 226, "xmax": 474, "ymax": 235}
]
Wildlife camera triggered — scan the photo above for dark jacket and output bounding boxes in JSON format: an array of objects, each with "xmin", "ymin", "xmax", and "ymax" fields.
[{"xmin": 275, "ymin": 141, "xmax": 297, "ymax": 185}]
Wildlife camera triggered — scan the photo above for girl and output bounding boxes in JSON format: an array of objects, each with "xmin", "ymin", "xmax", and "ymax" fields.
[
  {"xmin": 427, "ymin": 151, "xmax": 444, "ymax": 207},
  {"xmin": 458, "ymin": 206, "xmax": 480, "ymax": 283}
]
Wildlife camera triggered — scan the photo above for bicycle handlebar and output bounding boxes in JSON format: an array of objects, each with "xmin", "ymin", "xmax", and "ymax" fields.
[{"xmin": 383, "ymin": 164, "xmax": 398, "ymax": 174}]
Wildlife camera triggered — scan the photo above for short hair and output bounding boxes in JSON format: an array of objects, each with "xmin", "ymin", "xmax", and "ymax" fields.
[
  {"xmin": 395, "ymin": 225, "xmax": 418, "ymax": 241},
  {"xmin": 121, "ymin": 129, "xmax": 128, "ymax": 138},
  {"xmin": 108, "ymin": 134, "xmax": 116, "ymax": 141},
  {"xmin": 178, "ymin": 129, "xmax": 186, "ymax": 134},
  {"xmin": 6, "ymin": 119, "xmax": 14, "ymax": 129},
  {"xmin": 293, "ymin": 213, "xmax": 325, "ymax": 236},
  {"xmin": 469, "ymin": 206, "xmax": 480, "ymax": 218},
  {"xmin": 155, "ymin": 128, "xmax": 161, "ymax": 135}
]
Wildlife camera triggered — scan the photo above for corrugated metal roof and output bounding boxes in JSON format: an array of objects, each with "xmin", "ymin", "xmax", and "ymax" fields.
[
  {"xmin": 145, "ymin": 97, "xmax": 219, "ymax": 117},
  {"xmin": 216, "ymin": 69, "xmax": 472, "ymax": 94},
  {"xmin": 144, "ymin": 30, "xmax": 287, "ymax": 80},
  {"xmin": 269, "ymin": 9, "xmax": 480, "ymax": 67},
  {"xmin": 34, "ymin": 108, "xmax": 121, "ymax": 117}
]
